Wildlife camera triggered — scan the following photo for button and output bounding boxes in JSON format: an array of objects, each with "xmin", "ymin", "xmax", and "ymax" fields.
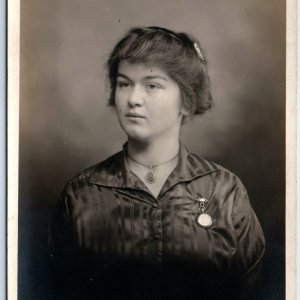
[
  {"xmin": 152, "ymin": 203, "xmax": 158, "ymax": 208},
  {"xmin": 152, "ymin": 233, "xmax": 160, "ymax": 240}
]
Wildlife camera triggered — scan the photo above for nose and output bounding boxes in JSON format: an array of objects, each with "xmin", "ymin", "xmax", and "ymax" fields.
[{"xmin": 128, "ymin": 85, "xmax": 145, "ymax": 107}]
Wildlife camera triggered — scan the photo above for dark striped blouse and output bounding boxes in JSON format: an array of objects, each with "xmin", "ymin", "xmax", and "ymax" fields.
[{"xmin": 49, "ymin": 144, "xmax": 265, "ymax": 299}]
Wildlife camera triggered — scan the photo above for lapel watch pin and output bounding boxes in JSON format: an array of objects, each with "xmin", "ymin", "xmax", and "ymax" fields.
[{"xmin": 196, "ymin": 197, "xmax": 212, "ymax": 228}]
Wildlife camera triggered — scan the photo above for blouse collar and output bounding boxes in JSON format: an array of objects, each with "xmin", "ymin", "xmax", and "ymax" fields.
[{"xmin": 89, "ymin": 142, "xmax": 220, "ymax": 194}]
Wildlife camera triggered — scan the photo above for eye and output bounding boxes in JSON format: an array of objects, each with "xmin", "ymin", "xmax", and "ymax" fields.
[
  {"xmin": 146, "ymin": 83, "xmax": 161, "ymax": 90},
  {"xmin": 117, "ymin": 81, "xmax": 130, "ymax": 88}
]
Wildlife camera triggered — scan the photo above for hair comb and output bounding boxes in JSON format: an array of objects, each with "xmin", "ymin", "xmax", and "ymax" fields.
[{"xmin": 193, "ymin": 42, "xmax": 205, "ymax": 61}]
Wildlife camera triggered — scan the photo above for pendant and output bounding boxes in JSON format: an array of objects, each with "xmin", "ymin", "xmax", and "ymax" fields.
[
  {"xmin": 197, "ymin": 213, "xmax": 212, "ymax": 228},
  {"xmin": 144, "ymin": 168, "xmax": 157, "ymax": 184}
]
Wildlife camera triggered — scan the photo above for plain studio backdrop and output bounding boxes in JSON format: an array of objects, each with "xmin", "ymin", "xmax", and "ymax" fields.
[{"xmin": 19, "ymin": 0, "xmax": 285, "ymax": 299}]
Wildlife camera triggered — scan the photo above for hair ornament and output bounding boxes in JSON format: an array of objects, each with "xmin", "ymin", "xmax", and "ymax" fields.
[{"xmin": 193, "ymin": 42, "xmax": 205, "ymax": 61}]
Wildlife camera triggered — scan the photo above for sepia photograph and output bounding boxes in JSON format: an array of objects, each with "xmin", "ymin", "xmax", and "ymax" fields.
[{"xmin": 8, "ymin": 0, "xmax": 294, "ymax": 299}]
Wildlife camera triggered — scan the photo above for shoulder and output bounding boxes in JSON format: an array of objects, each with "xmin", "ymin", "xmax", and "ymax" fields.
[
  {"xmin": 65, "ymin": 150, "xmax": 123, "ymax": 187},
  {"xmin": 188, "ymin": 150, "xmax": 245, "ymax": 189},
  {"xmin": 190, "ymin": 152, "xmax": 260, "ymax": 227},
  {"xmin": 186, "ymin": 150, "xmax": 251, "ymax": 214}
]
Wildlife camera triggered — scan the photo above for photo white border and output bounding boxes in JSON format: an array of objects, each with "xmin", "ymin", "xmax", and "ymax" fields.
[
  {"xmin": 0, "ymin": 0, "xmax": 6, "ymax": 299},
  {"xmin": 286, "ymin": 1, "xmax": 297, "ymax": 300},
  {"xmin": 7, "ymin": 0, "xmax": 19, "ymax": 299}
]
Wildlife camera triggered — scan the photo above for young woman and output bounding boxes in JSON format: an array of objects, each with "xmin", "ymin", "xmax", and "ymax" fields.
[{"xmin": 49, "ymin": 26, "xmax": 265, "ymax": 299}]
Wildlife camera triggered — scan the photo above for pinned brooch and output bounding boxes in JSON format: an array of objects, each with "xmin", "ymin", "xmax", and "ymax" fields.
[
  {"xmin": 193, "ymin": 42, "xmax": 205, "ymax": 61},
  {"xmin": 195, "ymin": 197, "xmax": 212, "ymax": 228}
]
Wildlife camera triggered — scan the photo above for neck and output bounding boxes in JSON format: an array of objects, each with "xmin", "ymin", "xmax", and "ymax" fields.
[{"xmin": 127, "ymin": 135, "xmax": 180, "ymax": 166}]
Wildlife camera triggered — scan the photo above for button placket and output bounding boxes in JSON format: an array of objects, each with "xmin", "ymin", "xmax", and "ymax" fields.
[
  {"xmin": 152, "ymin": 233, "xmax": 160, "ymax": 240},
  {"xmin": 151, "ymin": 205, "xmax": 163, "ymax": 263}
]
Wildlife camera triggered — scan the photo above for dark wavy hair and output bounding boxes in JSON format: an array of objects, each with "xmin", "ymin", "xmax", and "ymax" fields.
[{"xmin": 106, "ymin": 26, "xmax": 213, "ymax": 116}]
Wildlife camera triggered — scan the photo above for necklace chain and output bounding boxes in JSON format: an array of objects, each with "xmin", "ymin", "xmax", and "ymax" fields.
[
  {"xmin": 127, "ymin": 153, "xmax": 179, "ymax": 169},
  {"xmin": 127, "ymin": 153, "xmax": 179, "ymax": 184}
]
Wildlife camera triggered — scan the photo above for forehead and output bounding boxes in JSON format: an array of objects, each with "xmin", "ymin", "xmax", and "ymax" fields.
[{"xmin": 117, "ymin": 60, "xmax": 172, "ymax": 81}]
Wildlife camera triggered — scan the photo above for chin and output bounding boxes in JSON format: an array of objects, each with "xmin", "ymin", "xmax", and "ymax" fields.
[
  {"xmin": 121, "ymin": 127, "xmax": 148, "ymax": 141},
  {"xmin": 118, "ymin": 122, "xmax": 145, "ymax": 139}
]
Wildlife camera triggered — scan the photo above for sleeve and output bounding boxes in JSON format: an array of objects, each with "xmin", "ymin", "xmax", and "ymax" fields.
[
  {"xmin": 231, "ymin": 183, "xmax": 266, "ymax": 298},
  {"xmin": 48, "ymin": 185, "xmax": 87, "ymax": 298},
  {"xmin": 48, "ymin": 187, "xmax": 72, "ymax": 297}
]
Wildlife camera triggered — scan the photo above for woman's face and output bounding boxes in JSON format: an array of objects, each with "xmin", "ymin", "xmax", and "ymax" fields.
[{"xmin": 115, "ymin": 61, "xmax": 188, "ymax": 142}]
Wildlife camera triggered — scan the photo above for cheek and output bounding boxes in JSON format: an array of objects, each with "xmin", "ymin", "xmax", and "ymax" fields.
[
  {"xmin": 114, "ymin": 103, "xmax": 123, "ymax": 115},
  {"xmin": 114, "ymin": 98, "xmax": 123, "ymax": 111}
]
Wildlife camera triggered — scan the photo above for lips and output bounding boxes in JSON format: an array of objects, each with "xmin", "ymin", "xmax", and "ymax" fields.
[{"xmin": 126, "ymin": 112, "xmax": 145, "ymax": 118}]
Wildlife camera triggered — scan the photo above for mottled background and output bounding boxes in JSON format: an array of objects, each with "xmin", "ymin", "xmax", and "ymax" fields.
[{"xmin": 19, "ymin": 0, "xmax": 285, "ymax": 299}]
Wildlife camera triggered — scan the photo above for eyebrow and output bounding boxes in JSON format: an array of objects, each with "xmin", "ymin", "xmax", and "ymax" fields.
[{"xmin": 117, "ymin": 73, "xmax": 168, "ymax": 82}]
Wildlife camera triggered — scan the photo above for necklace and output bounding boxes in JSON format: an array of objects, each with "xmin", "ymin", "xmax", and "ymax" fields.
[{"xmin": 127, "ymin": 153, "xmax": 179, "ymax": 184}]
